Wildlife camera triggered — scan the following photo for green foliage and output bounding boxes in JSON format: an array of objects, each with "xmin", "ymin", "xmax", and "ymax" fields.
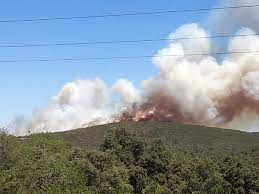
[
  {"xmin": 0, "ymin": 128, "xmax": 17, "ymax": 170},
  {"xmin": 98, "ymin": 128, "xmax": 259, "ymax": 193},
  {"xmin": 0, "ymin": 132, "xmax": 89, "ymax": 193},
  {"xmin": 0, "ymin": 127, "xmax": 259, "ymax": 194}
]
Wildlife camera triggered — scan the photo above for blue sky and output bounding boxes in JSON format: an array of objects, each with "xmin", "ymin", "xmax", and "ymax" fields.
[{"xmin": 0, "ymin": 0, "xmax": 219, "ymax": 126}]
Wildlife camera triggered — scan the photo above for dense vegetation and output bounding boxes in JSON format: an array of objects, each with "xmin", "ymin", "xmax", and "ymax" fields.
[{"xmin": 1, "ymin": 125, "xmax": 259, "ymax": 194}]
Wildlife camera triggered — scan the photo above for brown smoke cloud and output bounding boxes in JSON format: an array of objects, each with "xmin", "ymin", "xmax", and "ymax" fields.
[{"xmin": 121, "ymin": 85, "xmax": 259, "ymax": 127}]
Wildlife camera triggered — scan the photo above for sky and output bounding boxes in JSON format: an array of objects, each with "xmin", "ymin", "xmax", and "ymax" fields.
[{"xmin": 0, "ymin": 0, "xmax": 219, "ymax": 126}]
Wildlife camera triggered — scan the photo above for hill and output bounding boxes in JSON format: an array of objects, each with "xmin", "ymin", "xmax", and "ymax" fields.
[{"xmin": 52, "ymin": 121, "xmax": 259, "ymax": 153}]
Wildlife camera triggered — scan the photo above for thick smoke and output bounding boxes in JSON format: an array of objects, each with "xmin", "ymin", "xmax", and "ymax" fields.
[
  {"xmin": 8, "ymin": 1, "xmax": 259, "ymax": 135},
  {"xmin": 118, "ymin": 25, "xmax": 259, "ymax": 131},
  {"xmin": 9, "ymin": 78, "xmax": 139, "ymax": 136},
  {"xmin": 9, "ymin": 79, "xmax": 111, "ymax": 135},
  {"xmin": 111, "ymin": 79, "xmax": 140, "ymax": 106}
]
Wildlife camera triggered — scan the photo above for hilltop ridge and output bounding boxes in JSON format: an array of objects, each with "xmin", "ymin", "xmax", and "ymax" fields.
[{"xmin": 52, "ymin": 121, "xmax": 259, "ymax": 154}]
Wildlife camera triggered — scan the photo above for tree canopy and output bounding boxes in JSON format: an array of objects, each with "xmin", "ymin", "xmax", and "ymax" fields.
[{"xmin": 0, "ymin": 128, "xmax": 259, "ymax": 193}]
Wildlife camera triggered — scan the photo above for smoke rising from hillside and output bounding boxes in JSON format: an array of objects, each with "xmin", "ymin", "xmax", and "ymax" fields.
[
  {"xmin": 120, "ymin": 25, "xmax": 259, "ymax": 130},
  {"xmin": 9, "ymin": 1, "xmax": 259, "ymax": 135}
]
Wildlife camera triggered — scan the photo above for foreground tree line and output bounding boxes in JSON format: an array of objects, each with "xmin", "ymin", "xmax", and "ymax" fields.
[{"xmin": 0, "ymin": 128, "xmax": 259, "ymax": 194}]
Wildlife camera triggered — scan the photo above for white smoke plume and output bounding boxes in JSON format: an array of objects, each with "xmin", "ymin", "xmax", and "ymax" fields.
[
  {"xmin": 10, "ymin": 79, "xmax": 139, "ymax": 136},
  {"xmin": 136, "ymin": 24, "xmax": 259, "ymax": 131},
  {"xmin": 8, "ymin": 0, "xmax": 259, "ymax": 135},
  {"xmin": 111, "ymin": 79, "xmax": 140, "ymax": 106}
]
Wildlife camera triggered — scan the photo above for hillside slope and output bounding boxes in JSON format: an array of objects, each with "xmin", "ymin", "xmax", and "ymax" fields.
[{"xmin": 52, "ymin": 121, "xmax": 259, "ymax": 153}]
